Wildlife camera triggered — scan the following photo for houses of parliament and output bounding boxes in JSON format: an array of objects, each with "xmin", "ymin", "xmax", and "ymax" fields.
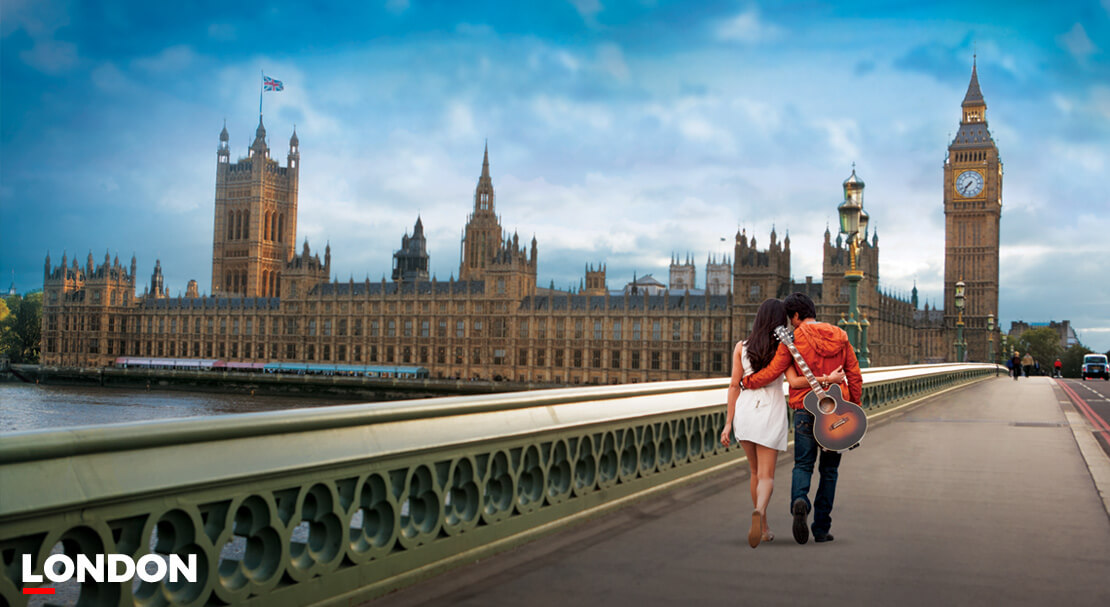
[{"xmin": 40, "ymin": 64, "xmax": 1002, "ymax": 381}]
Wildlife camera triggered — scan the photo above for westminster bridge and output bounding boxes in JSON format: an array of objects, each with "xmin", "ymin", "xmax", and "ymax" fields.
[{"xmin": 2, "ymin": 366, "xmax": 1108, "ymax": 606}]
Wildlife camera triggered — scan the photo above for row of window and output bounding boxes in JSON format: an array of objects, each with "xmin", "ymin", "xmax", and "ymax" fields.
[
  {"xmin": 46, "ymin": 338, "xmax": 727, "ymax": 373},
  {"xmin": 223, "ymin": 210, "xmax": 287, "ymax": 242},
  {"xmin": 50, "ymin": 314, "xmax": 730, "ymax": 343},
  {"xmin": 953, "ymin": 150, "xmax": 988, "ymax": 163}
]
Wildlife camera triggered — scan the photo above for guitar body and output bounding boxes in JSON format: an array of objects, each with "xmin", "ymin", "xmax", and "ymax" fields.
[{"xmin": 801, "ymin": 382, "xmax": 867, "ymax": 452}]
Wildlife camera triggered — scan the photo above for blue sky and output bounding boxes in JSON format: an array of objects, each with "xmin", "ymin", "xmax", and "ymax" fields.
[{"xmin": 2, "ymin": 0, "xmax": 1109, "ymax": 352}]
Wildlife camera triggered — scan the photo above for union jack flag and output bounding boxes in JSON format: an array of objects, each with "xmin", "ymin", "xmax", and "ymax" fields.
[{"xmin": 263, "ymin": 76, "xmax": 283, "ymax": 91}]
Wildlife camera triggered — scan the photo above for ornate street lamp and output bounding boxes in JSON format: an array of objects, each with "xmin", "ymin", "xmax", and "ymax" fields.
[
  {"xmin": 987, "ymin": 313, "xmax": 996, "ymax": 375},
  {"xmin": 836, "ymin": 166, "xmax": 869, "ymax": 367},
  {"xmin": 954, "ymin": 279, "xmax": 966, "ymax": 362}
]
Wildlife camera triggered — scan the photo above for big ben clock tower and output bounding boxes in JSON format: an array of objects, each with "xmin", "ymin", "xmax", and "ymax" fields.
[{"xmin": 944, "ymin": 59, "xmax": 1002, "ymax": 361}]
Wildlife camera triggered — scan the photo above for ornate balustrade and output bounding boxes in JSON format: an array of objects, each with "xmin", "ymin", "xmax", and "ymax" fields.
[{"xmin": 0, "ymin": 363, "xmax": 998, "ymax": 606}]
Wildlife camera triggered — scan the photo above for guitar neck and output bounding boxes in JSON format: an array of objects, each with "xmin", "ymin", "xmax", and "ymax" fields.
[{"xmin": 780, "ymin": 333, "xmax": 826, "ymax": 398}]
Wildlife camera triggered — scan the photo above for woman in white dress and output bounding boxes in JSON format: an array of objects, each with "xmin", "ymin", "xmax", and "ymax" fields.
[{"xmin": 720, "ymin": 298, "xmax": 788, "ymax": 548}]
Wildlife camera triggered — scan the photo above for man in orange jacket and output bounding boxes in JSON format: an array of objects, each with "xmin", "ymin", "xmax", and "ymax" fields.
[{"xmin": 741, "ymin": 292, "xmax": 862, "ymax": 544}]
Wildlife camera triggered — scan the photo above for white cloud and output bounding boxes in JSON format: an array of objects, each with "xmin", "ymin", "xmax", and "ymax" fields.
[
  {"xmin": 557, "ymin": 50, "xmax": 580, "ymax": 73},
  {"xmin": 569, "ymin": 0, "xmax": 603, "ymax": 27},
  {"xmin": 90, "ymin": 62, "xmax": 137, "ymax": 93},
  {"xmin": 456, "ymin": 23, "xmax": 495, "ymax": 37},
  {"xmin": 385, "ymin": 0, "xmax": 410, "ymax": 14},
  {"xmin": 133, "ymin": 45, "xmax": 197, "ymax": 73},
  {"xmin": 1052, "ymin": 94, "xmax": 1073, "ymax": 115},
  {"xmin": 531, "ymin": 95, "xmax": 613, "ymax": 131},
  {"xmin": 445, "ymin": 101, "xmax": 477, "ymax": 140},
  {"xmin": 1057, "ymin": 23, "xmax": 1098, "ymax": 64},
  {"xmin": 5, "ymin": 0, "xmax": 80, "ymax": 74},
  {"xmin": 207, "ymin": 23, "xmax": 236, "ymax": 41},
  {"xmin": 816, "ymin": 119, "xmax": 861, "ymax": 163},
  {"xmin": 1092, "ymin": 85, "xmax": 1110, "ymax": 121},
  {"xmin": 1048, "ymin": 140, "xmax": 1106, "ymax": 173},
  {"xmin": 716, "ymin": 6, "xmax": 782, "ymax": 44},
  {"xmin": 19, "ymin": 39, "xmax": 78, "ymax": 74},
  {"xmin": 596, "ymin": 43, "xmax": 629, "ymax": 81}
]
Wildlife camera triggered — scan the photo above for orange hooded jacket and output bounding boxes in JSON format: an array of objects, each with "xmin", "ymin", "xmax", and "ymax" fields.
[{"xmin": 740, "ymin": 321, "xmax": 862, "ymax": 410}]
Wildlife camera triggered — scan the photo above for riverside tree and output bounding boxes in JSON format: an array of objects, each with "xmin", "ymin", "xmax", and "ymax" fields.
[{"xmin": 1, "ymin": 292, "xmax": 42, "ymax": 364}]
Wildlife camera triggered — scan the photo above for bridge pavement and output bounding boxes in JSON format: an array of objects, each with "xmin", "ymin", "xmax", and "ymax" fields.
[{"xmin": 368, "ymin": 376, "xmax": 1110, "ymax": 607}]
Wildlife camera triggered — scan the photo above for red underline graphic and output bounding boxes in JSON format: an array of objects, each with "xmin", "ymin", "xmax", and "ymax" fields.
[{"xmin": 23, "ymin": 588, "xmax": 56, "ymax": 595}]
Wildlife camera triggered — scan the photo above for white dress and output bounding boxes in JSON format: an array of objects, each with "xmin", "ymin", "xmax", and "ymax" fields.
[{"xmin": 732, "ymin": 342, "xmax": 789, "ymax": 451}]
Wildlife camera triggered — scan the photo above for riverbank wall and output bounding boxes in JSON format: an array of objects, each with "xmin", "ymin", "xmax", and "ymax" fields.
[{"xmin": 8, "ymin": 364, "xmax": 565, "ymax": 400}]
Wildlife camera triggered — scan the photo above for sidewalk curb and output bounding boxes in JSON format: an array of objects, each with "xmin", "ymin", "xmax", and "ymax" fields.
[{"xmin": 1053, "ymin": 381, "xmax": 1110, "ymax": 524}]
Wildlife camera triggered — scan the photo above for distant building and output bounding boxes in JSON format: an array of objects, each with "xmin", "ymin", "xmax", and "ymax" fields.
[
  {"xmin": 1008, "ymin": 320, "xmax": 1077, "ymax": 351},
  {"xmin": 623, "ymin": 274, "xmax": 666, "ymax": 296}
]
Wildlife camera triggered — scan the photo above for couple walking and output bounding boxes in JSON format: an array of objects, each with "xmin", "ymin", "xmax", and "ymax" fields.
[{"xmin": 720, "ymin": 293, "xmax": 862, "ymax": 548}]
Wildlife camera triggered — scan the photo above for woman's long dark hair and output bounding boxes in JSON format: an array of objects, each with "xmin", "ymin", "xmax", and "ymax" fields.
[{"xmin": 745, "ymin": 298, "xmax": 787, "ymax": 373}]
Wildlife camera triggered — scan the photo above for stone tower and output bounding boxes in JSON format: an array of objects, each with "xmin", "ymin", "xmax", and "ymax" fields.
[
  {"xmin": 669, "ymin": 253, "xmax": 695, "ymax": 291},
  {"xmin": 584, "ymin": 263, "xmax": 607, "ymax": 295},
  {"xmin": 211, "ymin": 118, "xmax": 299, "ymax": 297},
  {"xmin": 458, "ymin": 143, "xmax": 537, "ymax": 298},
  {"xmin": 943, "ymin": 60, "xmax": 1002, "ymax": 361},
  {"xmin": 459, "ymin": 142, "xmax": 500, "ymax": 282},
  {"xmin": 732, "ymin": 228, "xmax": 791, "ymax": 333},
  {"xmin": 706, "ymin": 254, "xmax": 731, "ymax": 296},
  {"xmin": 392, "ymin": 217, "xmax": 430, "ymax": 282},
  {"xmin": 149, "ymin": 259, "xmax": 166, "ymax": 299}
]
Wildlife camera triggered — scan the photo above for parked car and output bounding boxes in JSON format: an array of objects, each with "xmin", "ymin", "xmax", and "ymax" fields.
[{"xmin": 1081, "ymin": 354, "xmax": 1109, "ymax": 380}]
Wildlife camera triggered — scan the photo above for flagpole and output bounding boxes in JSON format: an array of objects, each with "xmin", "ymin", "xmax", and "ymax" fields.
[{"xmin": 259, "ymin": 70, "xmax": 264, "ymax": 121}]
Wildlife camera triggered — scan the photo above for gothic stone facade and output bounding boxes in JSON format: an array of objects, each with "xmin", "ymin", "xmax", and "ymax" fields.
[{"xmin": 41, "ymin": 65, "xmax": 996, "ymax": 377}]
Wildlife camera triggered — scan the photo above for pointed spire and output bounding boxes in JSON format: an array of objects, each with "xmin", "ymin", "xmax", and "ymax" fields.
[
  {"xmin": 482, "ymin": 139, "xmax": 490, "ymax": 179},
  {"xmin": 219, "ymin": 119, "xmax": 229, "ymax": 142},
  {"xmin": 289, "ymin": 125, "xmax": 298, "ymax": 147},
  {"xmin": 962, "ymin": 56, "xmax": 984, "ymax": 107},
  {"xmin": 252, "ymin": 115, "xmax": 267, "ymax": 152}
]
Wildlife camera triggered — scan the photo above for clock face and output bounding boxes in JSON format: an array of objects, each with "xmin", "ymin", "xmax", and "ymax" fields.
[{"xmin": 955, "ymin": 170, "xmax": 984, "ymax": 198}]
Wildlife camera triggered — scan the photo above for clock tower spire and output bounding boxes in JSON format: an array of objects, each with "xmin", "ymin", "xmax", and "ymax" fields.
[{"xmin": 943, "ymin": 58, "xmax": 1002, "ymax": 362}]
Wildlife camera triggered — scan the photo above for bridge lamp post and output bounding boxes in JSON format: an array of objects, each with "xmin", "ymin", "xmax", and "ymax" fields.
[
  {"xmin": 988, "ymin": 313, "xmax": 996, "ymax": 375},
  {"xmin": 954, "ymin": 279, "xmax": 966, "ymax": 363},
  {"xmin": 837, "ymin": 167, "xmax": 869, "ymax": 367}
]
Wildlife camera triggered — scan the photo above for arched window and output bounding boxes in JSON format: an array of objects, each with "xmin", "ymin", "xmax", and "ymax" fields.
[
  {"xmin": 278, "ymin": 214, "xmax": 284, "ymax": 243},
  {"xmin": 265, "ymin": 212, "xmax": 272, "ymax": 241},
  {"xmin": 275, "ymin": 272, "xmax": 281, "ymax": 297},
  {"xmin": 227, "ymin": 211, "xmax": 234, "ymax": 239},
  {"xmin": 225, "ymin": 273, "xmax": 232, "ymax": 292},
  {"xmin": 235, "ymin": 211, "xmax": 242, "ymax": 240},
  {"xmin": 244, "ymin": 210, "xmax": 250, "ymax": 240}
]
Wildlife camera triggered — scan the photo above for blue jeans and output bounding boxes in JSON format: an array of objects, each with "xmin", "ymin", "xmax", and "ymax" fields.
[{"xmin": 791, "ymin": 409, "xmax": 842, "ymax": 536}]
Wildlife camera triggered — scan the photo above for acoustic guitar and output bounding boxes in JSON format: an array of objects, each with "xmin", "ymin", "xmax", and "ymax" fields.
[{"xmin": 773, "ymin": 325, "xmax": 867, "ymax": 452}]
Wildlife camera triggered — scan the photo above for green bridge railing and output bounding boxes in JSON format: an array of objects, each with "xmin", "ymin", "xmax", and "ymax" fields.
[{"xmin": 0, "ymin": 363, "xmax": 998, "ymax": 606}]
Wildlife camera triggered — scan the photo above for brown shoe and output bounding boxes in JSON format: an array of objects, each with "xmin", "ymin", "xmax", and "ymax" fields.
[{"xmin": 748, "ymin": 510, "xmax": 762, "ymax": 548}]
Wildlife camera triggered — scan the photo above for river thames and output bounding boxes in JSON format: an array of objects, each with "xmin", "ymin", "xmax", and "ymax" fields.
[{"xmin": 0, "ymin": 382, "xmax": 364, "ymax": 434}]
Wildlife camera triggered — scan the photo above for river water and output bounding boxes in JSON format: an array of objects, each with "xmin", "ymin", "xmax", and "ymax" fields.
[{"xmin": 0, "ymin": 382, "xmax": 365, "ymax": 434}]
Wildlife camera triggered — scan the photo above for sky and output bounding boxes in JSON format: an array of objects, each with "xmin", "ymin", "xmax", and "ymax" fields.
[{"xmin": 2, "ymin": 0, "xmax": 1109, "ymax": 352}]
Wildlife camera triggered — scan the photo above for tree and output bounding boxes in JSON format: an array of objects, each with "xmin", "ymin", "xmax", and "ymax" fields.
[
  {"xmin": 1060, "ymin": 344, "xmax": 1093, "ymax": 378},
  {"xmin": 1016, "ymin": 327, "xmax": 1062, "ymax": 374},
  {"xmin": 0, "ymin": 293, "xmax": 42, "ymax": 364}
]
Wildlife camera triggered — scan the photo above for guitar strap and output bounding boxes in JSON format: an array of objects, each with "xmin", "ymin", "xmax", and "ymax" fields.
[{"xmin": 790, "ymin": 325, "xmax": 822, "ymax": 385}]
